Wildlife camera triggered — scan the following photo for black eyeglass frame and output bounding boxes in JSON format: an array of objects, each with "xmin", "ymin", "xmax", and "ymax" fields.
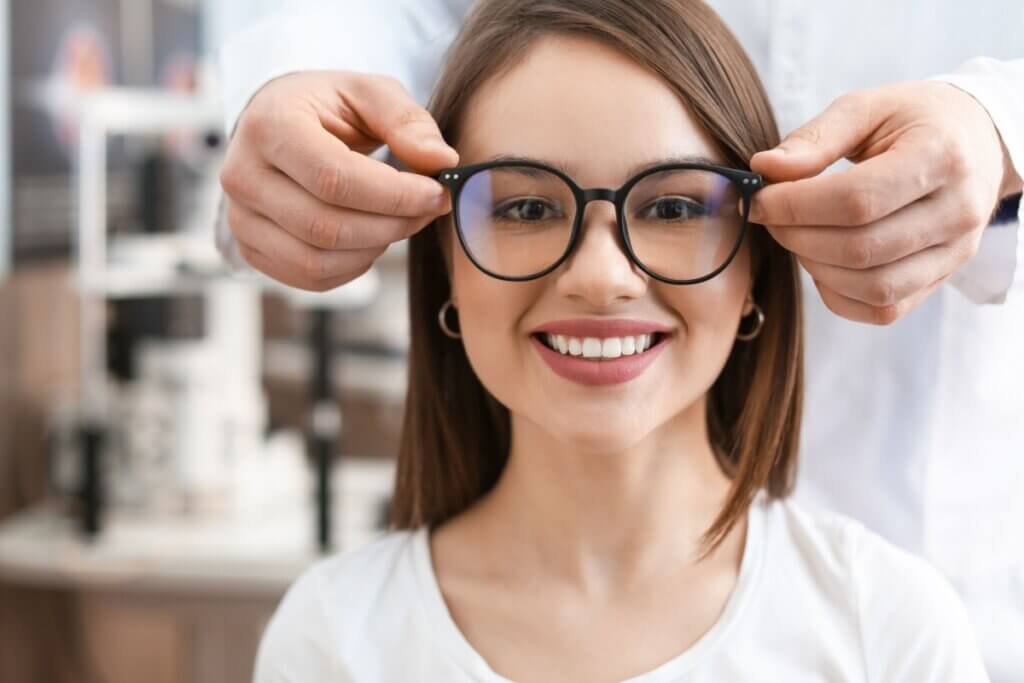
[{"xmin": 437, "ymin": 160, "xmax": 765, "ymax": 285}]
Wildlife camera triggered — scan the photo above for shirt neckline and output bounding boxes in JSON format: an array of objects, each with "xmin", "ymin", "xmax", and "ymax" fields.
[{"xmin": 407, "ymin": 498, "xmax": 768, "ymax": 682}]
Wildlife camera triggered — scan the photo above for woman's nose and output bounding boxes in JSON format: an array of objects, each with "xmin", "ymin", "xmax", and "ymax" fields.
[{"xmin": 554, "ymin": 202, "xmax": 647, "ymax": 307}]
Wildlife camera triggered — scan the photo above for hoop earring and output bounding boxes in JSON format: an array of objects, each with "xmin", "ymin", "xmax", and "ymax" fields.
[
  {"xmin": 736, "ymin": 302, "xmax": 765, "ymax": 341},
  {"xmin": 438, "ymin": 299, "xmax": 462, "ymax": 339}
]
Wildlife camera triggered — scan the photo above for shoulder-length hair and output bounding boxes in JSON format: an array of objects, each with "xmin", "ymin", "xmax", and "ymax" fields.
[{"xmin": 393, "ymin": 0, "xmax": 803, "ymax": 551}]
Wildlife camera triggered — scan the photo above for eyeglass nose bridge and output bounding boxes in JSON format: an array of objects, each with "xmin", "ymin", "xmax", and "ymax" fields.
[
  {"xmin": 574, "ymin": 187, "xmax": 627, "ymax": 234},
  {"xmin": 579, "ymin": 187, "xmax": 620, "ymax": 204},
  {"xmin": 565, "ymin": 187, "xmax": 634, "ymax": 268}
]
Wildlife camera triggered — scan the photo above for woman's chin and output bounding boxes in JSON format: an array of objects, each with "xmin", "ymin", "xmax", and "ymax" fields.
[{"xmin": 543, "ymin": 416, "xmax": 655, "ymax": 456}]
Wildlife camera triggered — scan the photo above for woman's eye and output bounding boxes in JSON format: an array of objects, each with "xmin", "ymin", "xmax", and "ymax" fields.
[
  {"xmin": 493, "ymin": 197, "xmax": 562, "ymax": 222},
  {"xmin": 639, "ymin": 196, "xmax": 707, "ymax": 221}
]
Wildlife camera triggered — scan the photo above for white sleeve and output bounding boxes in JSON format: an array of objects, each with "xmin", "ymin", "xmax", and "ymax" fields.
[
  {"xmin": 253, "ymin": 564, "xmax": 353, "ymax": 683},
  {"xmin": 218, "ymin": 0, "xmax": 472, "ymax": 134},
  {"xmin": 931, "ymin": 57, "xmax": 1024, "ymax": 305},
  {"xmin": 853, "ymin": 529, "xmax": 990, "ymax": 683},
  {"xmin": 215, "ymin": 0, "xmax": 471, "ymax": 272}
]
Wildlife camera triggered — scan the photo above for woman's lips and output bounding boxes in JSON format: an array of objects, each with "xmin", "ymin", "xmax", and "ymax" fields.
[{"xmin": 530, "ymin": 333, "xmax": 670, "ymax": 386}]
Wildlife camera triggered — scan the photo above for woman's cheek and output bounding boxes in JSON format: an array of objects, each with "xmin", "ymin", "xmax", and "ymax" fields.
[
  {"xmin": 660, "ymin": 249, "xmax": 751, "ymax": 367},
  {"xmin": 451, "ymin": 251, "xmax": 528, "ymax": 405}
]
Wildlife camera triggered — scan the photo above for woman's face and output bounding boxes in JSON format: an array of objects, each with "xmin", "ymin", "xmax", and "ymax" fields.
[{"xmin": 449, "ymin": 35, "xmax": 753, "ymax": 453}]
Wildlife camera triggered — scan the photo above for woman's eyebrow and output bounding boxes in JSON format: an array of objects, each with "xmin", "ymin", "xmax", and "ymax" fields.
[
  {"xmin": 625, "ymin": 155, "xmax": 723, "ymax": 177},
  {"xmin": 481, "ymin": 154, "xmax": 576, "ymax": 175},
  {"xmin": 478, "ymin": 154, "xmax": 725, "ymax": 179}
]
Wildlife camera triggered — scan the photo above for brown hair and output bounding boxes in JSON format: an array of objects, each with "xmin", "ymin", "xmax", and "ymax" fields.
[{"xmin": 393, "ymin": 0, "xmax": 803, "ymax": 551}]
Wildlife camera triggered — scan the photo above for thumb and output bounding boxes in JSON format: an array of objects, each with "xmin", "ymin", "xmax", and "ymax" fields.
[
  {"xmin": 350, "ymin": 75, "xmax": 459, "ymax": 174},
  {"xmin": 751, "ymin": 93, "xmax": 878, "ymax": 182}
]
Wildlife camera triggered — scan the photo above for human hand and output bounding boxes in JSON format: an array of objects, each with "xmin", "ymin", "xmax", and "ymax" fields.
[
  {"xmin": 219, "ymin": 71, "xmax": 458, "ymax": 291},
  {"xmin": 749, "ymin": 81, "xmax": 1022, "ymax": 324}
]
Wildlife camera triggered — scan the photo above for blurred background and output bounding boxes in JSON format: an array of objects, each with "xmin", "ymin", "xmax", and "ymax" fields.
[{"xmin": 0, "ymin": 2, "xmax": 408, "ymax": 681}]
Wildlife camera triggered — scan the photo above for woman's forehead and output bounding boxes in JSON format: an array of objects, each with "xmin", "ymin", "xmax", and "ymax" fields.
[{"xmin": 456, "ymin": 34, "xmax": 724, "ymax": 185}]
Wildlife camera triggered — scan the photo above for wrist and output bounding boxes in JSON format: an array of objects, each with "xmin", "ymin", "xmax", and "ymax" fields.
[{"xmin": 1000, "ymin": 135, "xmax": 1024, "ymax": 200}]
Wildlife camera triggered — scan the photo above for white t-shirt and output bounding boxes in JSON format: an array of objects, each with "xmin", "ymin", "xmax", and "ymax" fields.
[{"xmin": 253, "ymin": 498, "xmax": 989, "ymax": 682}]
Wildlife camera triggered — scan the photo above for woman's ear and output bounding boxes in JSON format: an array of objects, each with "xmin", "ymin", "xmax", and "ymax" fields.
[{"xmin": 742, "ymin": 294, "xmax": 755, "ymax": 317}]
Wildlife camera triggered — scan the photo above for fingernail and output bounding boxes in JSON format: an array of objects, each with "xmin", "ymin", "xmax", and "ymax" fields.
[
  {"xmin": 431, "ymin": 186, "xmax": 452, "ymax": 213},
  {"xmin": 746, "ymin": 199, "xmax": 761, "ymax": 223}
]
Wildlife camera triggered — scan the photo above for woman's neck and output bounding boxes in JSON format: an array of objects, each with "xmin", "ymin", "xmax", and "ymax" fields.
[{"xmin": 463, "ymin": 401, "xmax": 739, "ymax": 596}]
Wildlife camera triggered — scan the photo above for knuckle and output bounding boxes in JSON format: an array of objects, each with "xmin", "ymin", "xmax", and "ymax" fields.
[
  {"xmin": 302, "ymin": 250, "xmax": 329, "ymax": 283},
  {"xmin": 957, "ymin": 193, "xmax": 990, "ymax": 233},
  {"xmin": 378, "ymin": 74, "xmax": 405, "ymax": 92},
  {"xmin": 394, "ymin": 105, "xmax": 431, "ymax": 131},
  {"xmin": 844, "ymin": 233, "xmax": 880, "ymax": 269},
  {"xmin": 770, "ymin": 190, "xmax": 798, "ymax": 226},
  {"xmin": 941, "ymin": 138, "xmax": 971, "ymax": 181},
  {"xmin": 384, "ymin": 182, "xmax": 410, "ymax": 216},
  {"xmin": 866, "ymin": 276, "xmax": 899, "ymax": 307},
  {"xmin": 870, "ymin": 303, "xmax": 903, "ymax": 326},
  {"xmin": 218, "ymin": 158, "xmax": 246, "ymax": 199},
  {"xmin": 907, "ymin": 163, "xmax": 932, "ymax": 198},
  {"xmin": 844, "ymin": 188, "xmax": 877, "ymax": 225},
  {"xmin": 788, "ymin": 123, "xmax": 823, "ymax": 148},
  {"xmin": 401, "ymin": 217, "xmax": 423, "ymax": 239},
  {"xmin": 308, "ymin": 213, "xmax": 341, "ymax": 249},
  {"xmin": 921, "ymin": 132, "xmax": 948, "ymax": 171},
  {"xmin": 313, "ymin": 161, "xmax": 351, "ymax": 202},
  {"xmin": 780, "ymin": 196, "xmax": 798, "ymax": 226},
  {"xmin": 330, "ymin": 70, "xmax": 355, "ymax": 88},
  {"xmin": 356, "ymin": 73, "xmax": 404, "ymax": 100},
  {"xmin": 832, "ymin": 91, "xmax": 864, "ymax": 115},
  {"xmin": 309, "ymin": 278, "xmax": 334, "ymax": 293},
  {"xmin": 832, "ymin": 91, "xmax": 870, "ymax": 129},
  {"xmin": 238, "ymin": 100, "xmax": 275, "ymax": 148}
]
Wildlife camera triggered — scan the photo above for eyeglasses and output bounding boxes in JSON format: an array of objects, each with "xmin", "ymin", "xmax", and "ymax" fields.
[{"xmin": 437, "ymin": 159, "xmax": 764, "ymax": 284}]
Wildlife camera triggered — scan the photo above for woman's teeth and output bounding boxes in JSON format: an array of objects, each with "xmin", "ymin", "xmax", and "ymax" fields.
[{"xmin": 543, "ymin": 334, "xmax": 659, "ymax": 359}]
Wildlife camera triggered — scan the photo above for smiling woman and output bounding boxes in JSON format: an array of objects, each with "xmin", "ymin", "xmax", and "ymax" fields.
[
  {"xmin": 253, "ymin": 2, "xmax": 989, "ymax": 682},
  {"xmin": 401, "ymin": 0, "xmax": 801, "ymax": 555}
]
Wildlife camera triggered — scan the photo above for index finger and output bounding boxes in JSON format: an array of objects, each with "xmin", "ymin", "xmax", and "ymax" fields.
[
  {"xmin": 749, "ymin": 138, "xmax": 944, "ymax": 228},
  {"xmin": 266, "ymin": 114, "xmax": 450, "ymax": 217}
]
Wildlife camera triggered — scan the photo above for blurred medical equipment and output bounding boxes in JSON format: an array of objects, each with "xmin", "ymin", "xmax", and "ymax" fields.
[
  {"xmin": 33, "ymin": 80, "xmax": 388, "ymax": 555},
  {"xmin": 0, "ymin": 5, "xmax": 400, "ymax": 681}
]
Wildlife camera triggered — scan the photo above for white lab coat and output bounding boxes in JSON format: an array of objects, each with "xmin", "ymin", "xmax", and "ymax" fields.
[{"xmin": 217, "ymin": 2, "xmax": 1024, "ymax": 680}]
